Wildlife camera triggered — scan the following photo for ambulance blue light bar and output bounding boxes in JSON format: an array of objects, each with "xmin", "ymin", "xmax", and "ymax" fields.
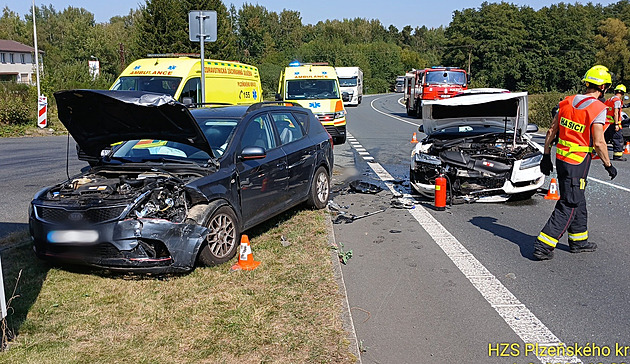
[{"xmin": 289, "ymin": 61, "xmax": 301, "ymax": 67}]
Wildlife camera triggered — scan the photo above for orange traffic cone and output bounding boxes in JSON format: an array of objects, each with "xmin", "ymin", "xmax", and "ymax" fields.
[
  {"xmin": 410, "ymin": 132, "xmax": 418, "ymax": 143},
  {"xmin": 624, "ymin": 141, "xmax": 630, "ymax": 155},
  {"xmin": 544, "ymin": 178, "xmax": 560, "ymax": 200},
  {"xmin": 231, "ymin": 234, "xmax": 260, "ymax": 271}
]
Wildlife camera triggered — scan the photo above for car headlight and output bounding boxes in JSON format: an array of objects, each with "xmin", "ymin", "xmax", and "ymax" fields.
[
  {"xmin": 519, "ymin": 154, "xmax": 543, "ymax": 170},
  {"xmin": 335, "ymin": 110, "xmax": 346, "ymax": 119},
  {"xmin": 414, "ymin": 152, "xmax": 442, "ymax": 165}
]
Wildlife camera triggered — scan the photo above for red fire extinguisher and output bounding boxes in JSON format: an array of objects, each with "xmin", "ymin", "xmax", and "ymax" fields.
[{"xmin": 434, "ymin": 174, "xmax": 447, "ymax": 211}]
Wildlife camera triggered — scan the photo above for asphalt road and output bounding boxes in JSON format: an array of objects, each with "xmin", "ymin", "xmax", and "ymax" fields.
[
  {"xmin": 0, "ymin": 136, "xmax": 87, "ymax": 239},
  {"xmin": 332, "ymin": 93, "xmax": 630, "ymax": 364}
]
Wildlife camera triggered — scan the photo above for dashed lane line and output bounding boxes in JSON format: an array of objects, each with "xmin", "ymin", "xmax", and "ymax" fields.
[
  {"xmin": 346, "ymin": 133, "xmax": 376, "ymax": 163},
  {"xmin": 345, "ymin": 132, "xmax": 582, "ymax": 364}
]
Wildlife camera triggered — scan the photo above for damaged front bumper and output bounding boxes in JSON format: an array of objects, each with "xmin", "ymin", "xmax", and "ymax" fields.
[
  {"xmin": 30, "ymin": 217, "xmax": 207, "ymax": 273},
  {"xmin": 410, "ymin": 159, "xmax": 544, "ymax": 202}
]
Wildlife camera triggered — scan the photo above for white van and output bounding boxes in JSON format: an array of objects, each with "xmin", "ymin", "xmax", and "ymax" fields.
[{"xmin": 335, "ymin": 67, "xmax": 363, "ymax": 106}]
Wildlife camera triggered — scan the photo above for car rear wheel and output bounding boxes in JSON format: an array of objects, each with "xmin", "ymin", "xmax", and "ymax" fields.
[
  {"xmin": 198, "ymin": 206, "xmax": 240, "ymax": 266},
  {"xmin": 307, "ymin": 166, "xmax": 330, "ymax": 209}
]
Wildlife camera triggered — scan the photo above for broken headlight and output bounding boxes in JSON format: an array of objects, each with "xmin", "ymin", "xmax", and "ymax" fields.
[
  {"xmin": 519, "ymin": 154, "xmax": 543, "ymax": 170},
  {"xmin": 414, "ymin": 152, "xmax": 442, "ymax": 166}
]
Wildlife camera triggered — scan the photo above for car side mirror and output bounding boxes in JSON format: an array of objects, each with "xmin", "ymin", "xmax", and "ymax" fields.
[
  {"xmin": 467, "ymin": 74, "xmax": 471, "ymax": 85},
  {"xmin": 240, "ymin": 146, "xmax": 266, "ymax": 160},
  {"xmin": 342, "ymin": 92, "xmax": 350, "ymax": 102},
  {"xmin": 418, "ymin": 125, "xmax": 424, "ymax": 133},
  {"xmin": 182, "ymin": 97, "xmax": 194, "ymax": 105},
  {"xmin": 526, "ymin": 124, "xmax": 539, "ymax": 133},
  {"xmin": 275, "ymin": 93, "xmax": 282, "ymax": 101}
]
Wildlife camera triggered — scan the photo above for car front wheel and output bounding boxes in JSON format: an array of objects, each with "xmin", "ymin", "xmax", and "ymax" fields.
[
  {"xmin": 307, "ymin": 166, "xmax": 330, "ymax": 209},
  {"xmin": 198, "ymin": 206, "xmax": 240, "ymax": 266}
]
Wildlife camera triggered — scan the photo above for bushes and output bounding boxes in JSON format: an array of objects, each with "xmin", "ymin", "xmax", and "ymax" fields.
[
  {"xmin": 0, "ymin": 83, "xmax": 36, "ymax": 125},
  {"xmin": 528, "ymin": 92, "xmax": 567, "ymax": 129}
]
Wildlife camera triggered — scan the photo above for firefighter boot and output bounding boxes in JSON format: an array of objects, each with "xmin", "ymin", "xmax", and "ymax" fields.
[
  {"xmin": 569, "ymin": 240, "xmax": 597, "ymax": 253},
  {"xmin": 533, "ymin": 240, "xmax": 554, "ymax": 260}
]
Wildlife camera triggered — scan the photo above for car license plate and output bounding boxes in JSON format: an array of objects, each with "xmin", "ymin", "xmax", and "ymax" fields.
[{"xmin": 47, "ymin": 230, "xmax": 99, "ymax": 243}]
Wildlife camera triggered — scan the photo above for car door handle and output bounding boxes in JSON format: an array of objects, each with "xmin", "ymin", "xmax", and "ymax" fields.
[{"xmin": 276, "ymin": 161, "xmax": 287, "ymax": 168}]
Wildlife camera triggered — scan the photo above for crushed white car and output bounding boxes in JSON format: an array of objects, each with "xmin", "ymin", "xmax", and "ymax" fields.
[{"xmin": 410, "ymin": 89, "xmax": 544, "ymax": 202}]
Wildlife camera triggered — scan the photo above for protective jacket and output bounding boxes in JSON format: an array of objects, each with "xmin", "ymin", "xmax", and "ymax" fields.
[
  {"xmin": 556, "ymin": 95, "xmax": 606, "ymax": 165},
  {"xmin": 605, "ymin": 94, "xmax": 621, "ymax": 128}
]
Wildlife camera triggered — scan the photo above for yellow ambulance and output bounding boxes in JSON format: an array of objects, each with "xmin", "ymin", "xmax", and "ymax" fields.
[
  {"xmin": 111, "ymin": 55, "xmax": 263, "ymax": 105},
  {"xmin": 276, "ymin": 62, "xmax": 348, "ymax": 144}
]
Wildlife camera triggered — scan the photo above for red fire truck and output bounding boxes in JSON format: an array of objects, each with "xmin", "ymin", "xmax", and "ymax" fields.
[{"xmin": 404, "ymin": 67, "xmax": 469, "ymax": 117}]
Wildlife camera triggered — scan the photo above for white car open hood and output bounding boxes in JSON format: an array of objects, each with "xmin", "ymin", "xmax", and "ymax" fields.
[{"xmin": 421, "ymin": 90, "xmax": 528, "ymax": 136}]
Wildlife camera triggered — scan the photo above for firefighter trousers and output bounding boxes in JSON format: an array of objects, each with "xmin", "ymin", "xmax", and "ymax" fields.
[
  {"xmin": 536, "ymin": 158, "xmax": 590, "ymax": 250},
  {"xmin": 604, "ymin": 125, "xmax": 624, "ymax": 157}
]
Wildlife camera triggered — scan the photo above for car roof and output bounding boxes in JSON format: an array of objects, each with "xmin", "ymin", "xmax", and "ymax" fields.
[
  {"xmin": 190, "ymin": 103, "xmax": 311, "ymax": 120},
  {"xmin": 190, "ymin": 105, "xmax": 249, "ymax": 119}
]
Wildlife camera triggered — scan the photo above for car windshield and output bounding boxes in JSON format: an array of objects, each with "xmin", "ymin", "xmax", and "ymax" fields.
[
  {"xmin": 111, "ymin": 76, "xmax": 182, "ymax": 97},
  {"xmin": 286, "ymin": 79, "xmax": 340, "ymax": 99},
  {"xmin": 195, "ymin": 118, "xmax": 239, "ymax": 157},
  {"xmin": 110, "ymin": 139, "xmax": 211, "ymax": 162},
  {"xmin": 431, "ymin": 125, "xmax": 509, "ymax": 139},
  {"xmin": 338, "ymin": 77, "xmax": 357, "ymax": 87},
  {"xmin": 425, "ymin": 71, "xmax": 466, "ymax": 86}
]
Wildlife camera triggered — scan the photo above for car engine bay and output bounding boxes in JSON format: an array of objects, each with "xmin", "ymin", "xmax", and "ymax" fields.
[
  {"xmin": 41, "ymin": 170, "xmax": 197, "ymax": 223},
  {"xmin": 412, "ymin": 133, "xmax": 541, "ymax": 196}
]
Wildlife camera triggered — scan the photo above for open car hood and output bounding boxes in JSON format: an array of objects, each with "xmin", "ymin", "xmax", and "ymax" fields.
[
  {"xmin": 54, "ymin": 90, "xmax": 212, "ymax": 159},
  {"xmin": 421, "ymin": 90, "xmax": 528, "ymax": 136}
]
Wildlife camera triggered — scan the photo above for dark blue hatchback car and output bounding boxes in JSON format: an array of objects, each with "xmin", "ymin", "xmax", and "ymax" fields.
[{"xmin": 29, "ymin": 90, "xmax": 333, "ymax": 273}]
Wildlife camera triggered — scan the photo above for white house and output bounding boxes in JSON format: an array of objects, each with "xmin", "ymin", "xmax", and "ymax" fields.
[{"xmin": 0, "ymin": 39, "xmax": 42, "ymax": 84}]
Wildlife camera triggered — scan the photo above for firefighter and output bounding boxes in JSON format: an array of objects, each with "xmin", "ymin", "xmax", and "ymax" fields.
[
  {"xmin": 534, "ymin": 65, "xmax": 618, "ymax": 260},
  {"xmin": 604, "ymin": 84, "xmax": 627, "ymax": 161}
]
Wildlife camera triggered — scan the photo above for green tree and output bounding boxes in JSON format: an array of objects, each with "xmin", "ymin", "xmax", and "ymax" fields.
[
  {"xmin": 594, "ymin": 18, "xmax": 630, "ymax": 84},
  {"xmin": 134, "ymin": 0, "xmax": 236, "ymax": 60},
  {"xmin": 0, "ymin": 7, "xmax": 28, "ymax": 43}
]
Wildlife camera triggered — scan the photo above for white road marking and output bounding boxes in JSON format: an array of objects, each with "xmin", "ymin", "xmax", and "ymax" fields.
[
  {"xmin": 353, "ymin": 140, "xmax": 581, "ymax": 364},
  {"xmin": 588, "ymin": 176, "xmax": 630, "ymax": 192},
  {"xmin": 347, "ymin": 133, "xmax": 375, "ymax": 163},
  {"xmin": 370, "ymin": 96, "xmax": 422, "ymax": 127}
]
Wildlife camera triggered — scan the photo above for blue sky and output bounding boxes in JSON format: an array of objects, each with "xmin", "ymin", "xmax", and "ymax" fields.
[{"xmin": 2, "ymin": 1, "xmax": 622, "ymax": 29}]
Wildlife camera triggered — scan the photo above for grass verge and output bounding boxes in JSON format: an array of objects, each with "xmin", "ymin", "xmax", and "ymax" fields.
[{"xmin": 0, "ymin": 208, "xmax": 355, "ymax": 363}]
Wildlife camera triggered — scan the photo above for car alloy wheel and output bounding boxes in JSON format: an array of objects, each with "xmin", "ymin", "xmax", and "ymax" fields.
[
  {"xmin": 198, "ymin": 206, "xmax": 240, "ymax": 265},
  {"xmin": 307, "ymin": 166, "xmax": 329, "ymax": 209}
]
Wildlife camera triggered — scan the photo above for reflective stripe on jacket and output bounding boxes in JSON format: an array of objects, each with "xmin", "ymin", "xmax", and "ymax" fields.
[{"xmin": 556, "ymin": 95, "xmax": 606, "ymax": 165}]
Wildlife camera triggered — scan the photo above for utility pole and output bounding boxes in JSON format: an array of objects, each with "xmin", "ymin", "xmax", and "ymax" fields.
[
  {"xmin": 467, "ymin": 47, "xmax": 472, "ymax": 76},
  {"xmin": 32, "ymin": 0, "xmax": 41, "ymax": 97},
  {"xmin": 118, "ymin": 43, "xmax": 126, "ymax": 73}
]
